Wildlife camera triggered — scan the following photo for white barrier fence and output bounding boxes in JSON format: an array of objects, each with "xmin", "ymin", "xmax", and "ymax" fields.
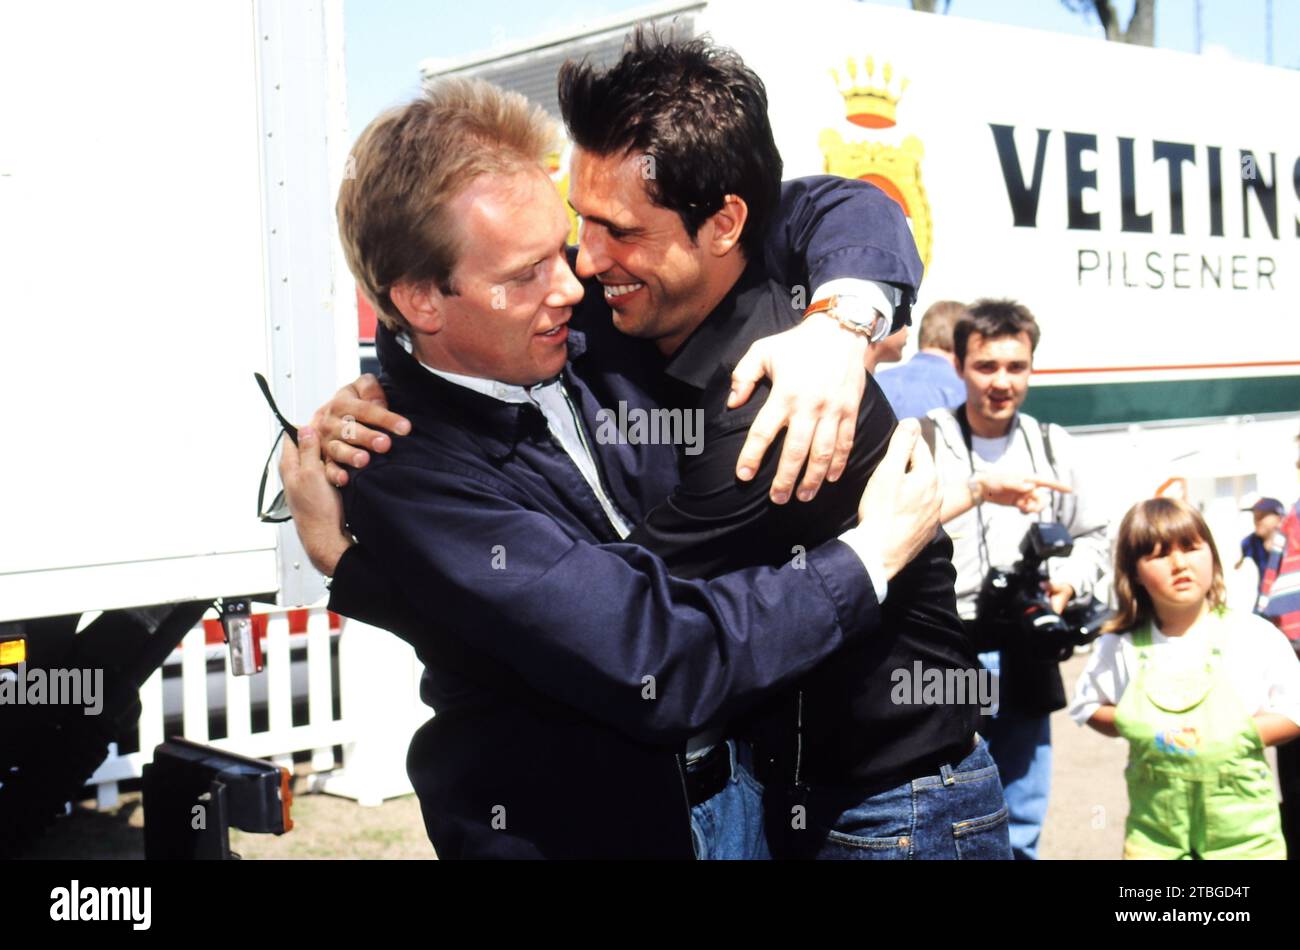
[{"xmin": 87, "ymin": 607, "xmax": 430, "ymax": 809}]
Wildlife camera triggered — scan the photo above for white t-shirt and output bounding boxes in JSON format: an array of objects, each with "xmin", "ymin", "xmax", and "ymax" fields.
[
  {"xmin": 969, "ymin": 433, "xmax": 1012, "ymax": 464},
  {"xmin": 1069, "ymin": 609, "xmax": 1300, "ymax": 728}
]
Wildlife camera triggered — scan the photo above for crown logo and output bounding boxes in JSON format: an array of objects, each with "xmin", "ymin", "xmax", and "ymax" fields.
[{"xmin": 831, "ymin": 56, "xmax": 909, "ymax": 129}]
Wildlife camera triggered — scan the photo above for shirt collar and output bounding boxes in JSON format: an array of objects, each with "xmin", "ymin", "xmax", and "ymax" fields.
[
  {"xmin": 377, "ymin": 323, "xmax": 586, "ymax": 460},
  {"xmin": 395, "ymin": 331, "xmax": 564, "ymax": 404},
  {"xmin": 662, "ymin": 258, "xmax": 771, "ymax": 392}
]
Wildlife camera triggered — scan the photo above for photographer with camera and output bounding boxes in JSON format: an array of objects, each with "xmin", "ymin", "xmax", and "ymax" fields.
[{"xmin": 921, "ymin": 299, "xmax": 1111, "ymax": 860}]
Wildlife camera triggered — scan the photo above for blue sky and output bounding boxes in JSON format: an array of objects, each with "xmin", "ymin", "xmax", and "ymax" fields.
[{"xmin": 343, "ymin": 0, "xmax": 1299, "ymax": 129}]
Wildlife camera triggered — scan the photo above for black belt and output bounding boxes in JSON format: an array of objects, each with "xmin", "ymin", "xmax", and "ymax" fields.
[
  {"xmin": 684, "ymin": 743, "xmax": 732, "ymax": 807},
  {"xmin": 757, "ymin": 733, "xmax": 978, "ymax": 797}
]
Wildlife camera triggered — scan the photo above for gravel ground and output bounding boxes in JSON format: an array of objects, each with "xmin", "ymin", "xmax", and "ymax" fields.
[
  {"xmin": 24, "ymin": 768, "xmax": 436, "ymax": 860},
  {"xmin": 23, "ymin": 650, "xmax": 1278, "ymax": 860},
  {"xmin": 1039, "ymin": 649, "xmax": 1130, "ymax": 859}
]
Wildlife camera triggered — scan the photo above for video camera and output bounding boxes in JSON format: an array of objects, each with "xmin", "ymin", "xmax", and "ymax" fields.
[{"xmin": 974, "ymin": 522, "xmax": 1111, "ymax": 662}]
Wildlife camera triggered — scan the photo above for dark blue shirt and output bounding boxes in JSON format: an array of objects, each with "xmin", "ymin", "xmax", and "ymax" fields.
[{"xmin": 1242, "ymin": 533, "xmax": 1271, "ymax": 589}]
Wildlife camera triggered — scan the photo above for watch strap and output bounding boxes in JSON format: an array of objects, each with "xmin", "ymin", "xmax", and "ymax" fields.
[{"xmin": 803, "ymin": 294, "xmax": 885, "ymax": 340}]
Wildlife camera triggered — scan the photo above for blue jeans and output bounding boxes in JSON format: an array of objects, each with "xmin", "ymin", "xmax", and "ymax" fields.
[
  {"xmin": 772, "ymin": 737, "xmax": 1012, "ymax": 860},
  {"xmin": 689, "ymin": 740, "xmax": 771, "ymax": 860},
  {"xmin": 979, "ymin": 649, "xmax": 1053, "ymax": 861}
]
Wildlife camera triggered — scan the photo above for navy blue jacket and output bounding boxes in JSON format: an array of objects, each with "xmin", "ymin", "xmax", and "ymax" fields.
[{"xmin": 329, "ymin": 177, "xmax": 923, "ymax": 858}]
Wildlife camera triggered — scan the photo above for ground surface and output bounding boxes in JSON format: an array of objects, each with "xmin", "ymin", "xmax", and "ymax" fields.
[
  {"xmin": 26, "ymin": 649, "xmax": 1278, "ymax": 860},
  {"xmin": 26, "ymin": 768, "xmax": 436, "ymax": 860}
]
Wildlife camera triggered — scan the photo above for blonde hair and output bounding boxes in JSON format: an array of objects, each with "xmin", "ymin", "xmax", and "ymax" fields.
[
  {"xmin": 1105, "ymin": 497, "xmax": 1226, "ymax": 633},
  {"xmin": 336, "ymin": 78, "xmax": 558, "ymax": 333},
  {"xmin": 917, "ymin": 300, "xmax": 968, "ymax": 352}
]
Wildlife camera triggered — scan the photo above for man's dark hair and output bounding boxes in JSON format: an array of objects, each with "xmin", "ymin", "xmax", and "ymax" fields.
[
  {"xmin": 557, "ymin": 28, "xmax": 782, "ymax": 259},
  {"xmin": 953, "ymin": 298, "xmax": 1041, "ymax": 366}
]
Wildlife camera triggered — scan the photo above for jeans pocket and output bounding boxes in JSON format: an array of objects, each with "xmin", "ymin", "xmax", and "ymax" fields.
[
  {"xmin": 820, "ymin": 828, "xmax": 913, "ymax": 860},
  {"xmin": 952, "ymin": 804, "xmax": 1011, "ymax": 860},
  {"xmin": 814, "ymin": 790, "xmax": 914, "ymax": 860}
]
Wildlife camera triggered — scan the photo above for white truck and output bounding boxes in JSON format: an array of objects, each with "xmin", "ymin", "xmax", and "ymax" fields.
[
  {"xmin": 424, "ymin": 0, "xmax": 1300, "ymax": 550},
  {"xmin": 0, "ymin": 0, "xmax": 356, "ymax": 851}
]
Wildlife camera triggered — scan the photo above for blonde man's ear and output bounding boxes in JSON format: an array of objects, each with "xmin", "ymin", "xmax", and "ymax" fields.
[{"xmin": 391, "ymin": 281, "xmax": 446, "ymax": 335}]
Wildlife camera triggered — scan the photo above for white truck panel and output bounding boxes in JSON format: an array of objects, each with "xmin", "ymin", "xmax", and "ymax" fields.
[{"xmin": 0, "ymin": 0, "xmax": 353, "ymax": 621}]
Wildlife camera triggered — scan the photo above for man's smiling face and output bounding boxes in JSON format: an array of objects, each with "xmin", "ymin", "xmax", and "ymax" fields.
[
  {"xmin": 567, "ymin": 146, "xmax": 717, "ymax": 355},
  {"xmin": 959, "ymin": 330, "xmax": 1033, "ymax": 434}
]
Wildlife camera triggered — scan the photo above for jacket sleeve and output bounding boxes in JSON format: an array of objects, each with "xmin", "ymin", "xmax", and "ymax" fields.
[
  {"xmin": 765, "ymin": 176, "xmax": 924, "ymax": 322},
  {"xmin": 327, "ymin": 543, "xmax": 423, "ymax": 634},
  {"xmin": 1047, "ymin": 425, "xmax": 1113, "ymax": 605},
  {"xmin": 342, "ymin": 459, "xmax": 877, "ymax": 745}
]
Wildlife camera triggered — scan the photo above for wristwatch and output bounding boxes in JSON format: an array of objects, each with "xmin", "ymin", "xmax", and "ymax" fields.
[
  {"xmin": 967, "ymin": 476, "xmax": 985, "ymax": 506},
  {"xmin": 803, "ymin": 294, "xmax": 888, "ymax": 342}
]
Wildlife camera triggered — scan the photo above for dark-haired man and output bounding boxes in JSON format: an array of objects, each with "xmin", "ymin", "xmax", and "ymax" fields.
[
  {"xmin": 545, "ymin": 32, "xmax": 1003, "ymax": 861},
  {"xmin": 925, "ymin": 299, "xmax": 1110, "ymax": 860},
  {"xmin": 286, "ymin": 49, "xmax": 944, "ymax": 857}
]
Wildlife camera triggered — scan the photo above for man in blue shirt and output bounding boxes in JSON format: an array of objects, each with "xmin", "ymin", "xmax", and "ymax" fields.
[{"xmin": 876, "ymin": 300, "xmax": 968, "ymax": 419}]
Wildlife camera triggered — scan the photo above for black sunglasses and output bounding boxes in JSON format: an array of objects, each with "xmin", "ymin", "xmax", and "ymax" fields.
[{"xmin": 254, "ymin": 372, "xmax": 299, "ymax": 523}]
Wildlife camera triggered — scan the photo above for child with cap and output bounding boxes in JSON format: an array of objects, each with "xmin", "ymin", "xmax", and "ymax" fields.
[{"xmin": 1237, "ymin": 497, "xmax": 1286, "ymax": 610}]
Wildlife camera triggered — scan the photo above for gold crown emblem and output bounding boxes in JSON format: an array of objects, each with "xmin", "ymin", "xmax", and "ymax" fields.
[{"xmin": 830, "ymin": 56, "xmax": 909, "ymax": 129}]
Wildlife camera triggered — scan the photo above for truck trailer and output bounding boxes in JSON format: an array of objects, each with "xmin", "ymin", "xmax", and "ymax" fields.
[{"xmin": 423, "ymin": 0, "xmax": 1300, "ymax": 547}]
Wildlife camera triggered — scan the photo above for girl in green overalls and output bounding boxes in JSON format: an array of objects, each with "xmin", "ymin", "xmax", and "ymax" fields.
[{"xmin": 1070, "ymin": 498, "xmax": 1300, "ymax": 860}]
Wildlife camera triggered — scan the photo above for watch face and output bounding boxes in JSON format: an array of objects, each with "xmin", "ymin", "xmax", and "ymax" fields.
[
  {"xmin": 832, "ymin": 295, "xmax": 875, "ymax": 327},
  {"xmin": 831, "ymin": 295, "xmax": 887, "ymax": 341}
]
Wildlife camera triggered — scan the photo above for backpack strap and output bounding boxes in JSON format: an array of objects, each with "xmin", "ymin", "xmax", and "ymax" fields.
[
  {"xmin": 1039, "ymin": 419, "xmax": 1058, "ymax": 473},
  {"xmin": 1035, "ymin": 418, "xmax": 1064, "ymax": 522},
  {"xmin": 918, "ymin": 415, "xmax": 938, "ymax": 458}
]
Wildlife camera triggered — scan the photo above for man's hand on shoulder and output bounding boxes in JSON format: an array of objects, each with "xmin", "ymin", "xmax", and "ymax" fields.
[
  {"xmin": 278, "ymin": 426, "xmax": 354, "ymax": 577},
  {"xmin": 841, "ymin": 419, "xmax": 941, "ymax": 583},
  {"xmin": 310, "ymin": 374, "xmax": 412, "ymax": 487},
  {"xmin": 728, "ymin": 311, "xmax": 870, "ymax": 505}
]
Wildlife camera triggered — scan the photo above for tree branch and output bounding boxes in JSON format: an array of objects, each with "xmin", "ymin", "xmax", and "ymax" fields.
[
  {"xmin": 1124, "ymin": 0, "xmax": 1156, "ymax": 46},
  {"xmin": 1092, "ymin": 0, "xmax": 1120, "ymax": 41}
]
